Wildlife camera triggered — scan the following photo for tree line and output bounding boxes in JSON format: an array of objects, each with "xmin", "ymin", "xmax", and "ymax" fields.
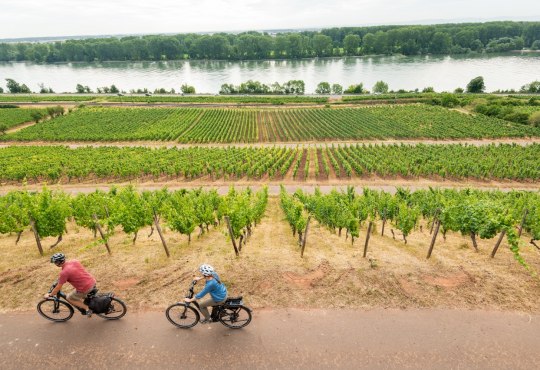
[
  {"xmin": 3, "ymin": 74, "xmax": 538, "ymax": 97},
  {"xmin": 1, "ymin": 21, "xmax": 539, "ymax": 63}
]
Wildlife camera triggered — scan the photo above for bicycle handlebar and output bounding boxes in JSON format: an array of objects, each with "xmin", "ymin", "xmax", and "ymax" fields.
[{"xmin": 182, "ymin": 280, "xmax": 198, "ymax": 300}]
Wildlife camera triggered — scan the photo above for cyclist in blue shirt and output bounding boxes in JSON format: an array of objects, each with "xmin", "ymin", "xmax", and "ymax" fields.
[{"xmin": 185, "ymin": 264, "xmax": 228, "ymax": 323}]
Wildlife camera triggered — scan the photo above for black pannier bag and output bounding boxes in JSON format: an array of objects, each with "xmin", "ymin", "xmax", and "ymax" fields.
[
  {"xmin": 85, "ymin": 294, "xmax": 112, "ymax": 314},
  {"xmin": 225, "ymin": 296, "xmax": 243, "ymax": 306}
]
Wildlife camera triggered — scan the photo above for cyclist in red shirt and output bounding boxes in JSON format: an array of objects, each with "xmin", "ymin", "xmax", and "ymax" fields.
[{"xmin": 44, "ymin": 253, "xmax": 96, "ymax": 316}]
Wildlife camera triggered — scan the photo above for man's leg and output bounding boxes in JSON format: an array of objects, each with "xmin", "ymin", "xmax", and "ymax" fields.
[
  {"xmin": 67, "ymin": 290, "xmax": 90, "ymax": 311},
  {"xmin": 198, "ymin": 297, "xmax": 217, "ymax": 321}
]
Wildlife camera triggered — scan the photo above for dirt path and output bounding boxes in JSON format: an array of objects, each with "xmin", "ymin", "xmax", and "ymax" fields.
[
  {"xmin": 4, "ymin": 105, "xmax": 76, "ymax": 133},
  {"xmin": 2, "ymin": 137, "xmax": 540, "ymax": 149},
  {"xmin": 5, "ymin": 120, "xmax": 38, "ymax": 134},
  {"xmin": 0, "ymin": 309, "xmax": 538, "ymax": 369},
  {"xmin": 1, "ymin": 181, "xmax": 538, "ymax": 195},
  {"xmin": 451, "ymin": 107, "xmax": 474, "ymax": 115}
]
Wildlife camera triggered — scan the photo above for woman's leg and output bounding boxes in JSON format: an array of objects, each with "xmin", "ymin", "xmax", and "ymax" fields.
[{"xmin": 198, "ymin": 297, "xmax": 217, "ymax": 320}]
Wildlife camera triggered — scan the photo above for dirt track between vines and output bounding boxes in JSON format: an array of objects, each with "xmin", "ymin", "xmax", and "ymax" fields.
[
  {"xmin": 0, "ymin": 180, "xmax": 539, "ymax": 195},
  {"xmin": 2, "ymin": 137, "xmax": 540, "ymax": 149}
]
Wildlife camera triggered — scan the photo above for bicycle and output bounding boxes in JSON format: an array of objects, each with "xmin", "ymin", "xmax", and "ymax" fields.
[
  {"xmin": 37, "ymin": 281, "xmax": 127, "ymax": 322},
  {"xmin": 165, "ymin": 280, "xmax": 252, "ymax": 329}
]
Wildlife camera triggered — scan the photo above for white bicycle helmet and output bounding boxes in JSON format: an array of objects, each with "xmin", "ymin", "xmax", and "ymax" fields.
[{"xmin": 199, "ymin": 264, "xmax": 215, "ymax": 276}]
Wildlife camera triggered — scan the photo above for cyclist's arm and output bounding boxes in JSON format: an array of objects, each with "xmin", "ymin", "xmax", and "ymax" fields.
[
  {"xmin": 194, "ymin": 281, "xmax": 214, "ymax": 300},
  {"xmin": 50, "ymin": 283, "xmax": 63, "ymax": 296},
  {"xmin": 44, "ymin": 283, "xmax": 64, "ymax": 299},
  {"xmin": 185, "ymin": 281, "xmax": 213, "ymax": 302}
]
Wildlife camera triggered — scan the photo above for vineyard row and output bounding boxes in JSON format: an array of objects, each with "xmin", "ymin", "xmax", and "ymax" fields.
[
  {"xmin": 280, "ymin": 186, "xmax": 540, "ymax": 271},
  {"xmin": 1, "ymin": 143, "xmax": 539, "ymax": 183},
  {"xmin": 0, "ymin": 186, "xmax": 268, "ymax": 258},
  {"xmin": 1, "ymin": 186, "xmax": 538, "ymax": 274},
  {"xmin": 4, "ymin": 105, "xmax": 539, "ymax": 142}
]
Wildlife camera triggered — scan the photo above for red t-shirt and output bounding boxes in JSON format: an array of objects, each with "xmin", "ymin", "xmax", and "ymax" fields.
[{"xmin": 58, "ymin": 260, "xmax": 96, "ymax": 292}]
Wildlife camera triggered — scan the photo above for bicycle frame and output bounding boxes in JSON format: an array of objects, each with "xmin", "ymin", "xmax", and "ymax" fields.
[{"xmin": 46, "ymin": 282, "xmax": 86, "ymax": 315}]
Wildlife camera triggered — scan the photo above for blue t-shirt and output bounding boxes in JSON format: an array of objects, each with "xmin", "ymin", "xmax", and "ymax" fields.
[{"xmin": 195, "ymin": 274, "xmax": 227, "ymax": 302}]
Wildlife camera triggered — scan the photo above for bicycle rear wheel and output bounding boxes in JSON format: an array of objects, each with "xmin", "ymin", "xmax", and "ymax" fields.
[
  {"xmin": 219, "ymin": 305, "xmax": 252, "ymax": 329},
  {"xmin": 37, "ymin": 299, "xmax": 74, "ymax": 322},
  {"xmin": 96, "ymin": 297, "xmax": 127, "ymax": 320},
  {"xmin": 166, "ymin": 303, "xmax": 200, "ymax": 328}
]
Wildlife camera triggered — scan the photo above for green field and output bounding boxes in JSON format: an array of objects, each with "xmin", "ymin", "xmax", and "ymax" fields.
[
  {"xmin": 4, "ymin": 105, "xmax": 539, "ymax": 143},
  {"xmin": 513, "ymin": 106, "xmax": 540, "ymax": 115},
  {"xmin": 3, "ymin": 107, "xmax": 201, "ymax": 141},
  {"xmin": 341, "ymin": 93, "xmax": 429, "ymax": 101},
  {"xmin": 1, "ymin": 143, "xmax": 538, "ymax": 183},
  {"xmin": 105, "ymin": 95, "xmax": 329, "ymax": 104},
  {"xmin": 0, "ymin": 94, "xmax": 327, "ymax": 104},
  {"xmin": 0, "ymin": 95, "xmax": 97, "ymax": 102},
  {"xmin": 0, "ymin": 108, "xmax": 47, "ymax": 129}
]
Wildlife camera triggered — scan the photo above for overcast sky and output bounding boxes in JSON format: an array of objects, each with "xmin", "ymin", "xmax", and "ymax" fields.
[{"xmin": 1, "ymin": 0, "xmax": 539, "ymax": 39}]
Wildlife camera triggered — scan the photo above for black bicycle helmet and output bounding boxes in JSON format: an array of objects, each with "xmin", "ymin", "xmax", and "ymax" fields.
[{"xmin": 50, "ymin": 253, "xmax": 66, "ymax": 264}]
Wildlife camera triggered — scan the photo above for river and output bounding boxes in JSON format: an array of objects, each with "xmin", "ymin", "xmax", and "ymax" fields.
[{"xmin": 0, "ymin": 53, "xmax": 538, "ymax": 94}]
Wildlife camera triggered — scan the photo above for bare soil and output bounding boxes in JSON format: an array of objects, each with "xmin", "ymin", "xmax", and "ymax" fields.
[
  {"xmin": 451, "ymin": 107, "xmax": 474, "ymax": 115},
  {"xmin": 316, "ymin": 148, "xmax": 327, "ymax": 180},
  {"xmin": 2, "ymin": 138, "xmax": 540, "ymax": 149},
  {"xmin": 295, "ymin": 149, "xmax": 308, "ymax": 180},
  {"xmin": 1, "ymin": 197, "xmax": 538, "ymax": 313},
  {"xmin": 1, "ymin": 180, "xmax": 538, "ymax": 196},
  {"xmin": 5, "ymin": 121, "xmax": 37, "ymax": 134},
  {"xmin": 257, "ymin": 111, "xmax": 265, "ymax": 142}
]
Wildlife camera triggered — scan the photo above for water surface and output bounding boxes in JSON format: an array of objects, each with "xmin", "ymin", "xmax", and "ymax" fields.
[{"xmin": 0, "ymin": 54, "xmax": 538, "ymax": 93}]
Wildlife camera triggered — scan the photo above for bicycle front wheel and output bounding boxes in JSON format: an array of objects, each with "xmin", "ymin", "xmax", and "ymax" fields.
[
  {"xmin": 96, "ymin": 297, "xmax": 127, "ymax": 320},
  {"xmin": 219, "ymin": 305, "xmax": 252, "ymax": 329},
  {"xmin": 37, "ymin": 299, "xmax": 74, "ymax": 322},
  {"xmin": 166, "ymin": 303, "xmax": 200, "ymax": 328}
]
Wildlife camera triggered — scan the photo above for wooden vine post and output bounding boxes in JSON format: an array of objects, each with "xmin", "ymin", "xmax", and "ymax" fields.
[
  {"xmin": 430, "ymin": 209, "xmax": 441, "ymax": 235},
  {"xmin": 518, "ymin": 209, "xmax": 528, "ymax": 238},
  {"xmin": 29, "ymin": 217, "xmax": 43, "ymax": 256},
  {"xmin": 153, "ymin": 210, "xmax": 170, "ymax": 258},
  {"xmin": 490, "ymin": 230, "xmax": 507, "ymax": 258},
  {"xmin": 381, "ymin": 209, "xmax": 387, "ymax": 236},
  {"xmin": 238, "ymin": 235, "xmax": 244, "ymax": 252},
  {"xmin": 426, "ymin": 220, "xmax": 441, "ymax": 259},
  {"xmin": 363, "ymin": 221, "xmax": 373, "ymax": 258},
  {"xmin": 470, "ymin": 232, "xmax": 479, "ymax": 252},
  {"xmin": 300, "ymin": 216, "xmax": 311, "ymax": 258},
  {"xmin": 92, "ymin": 214, "xmax": 112, "ymax": 255},
  {"xmin": 224, "ymin": 216, "xmax": 239, "ymax": 257}
]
